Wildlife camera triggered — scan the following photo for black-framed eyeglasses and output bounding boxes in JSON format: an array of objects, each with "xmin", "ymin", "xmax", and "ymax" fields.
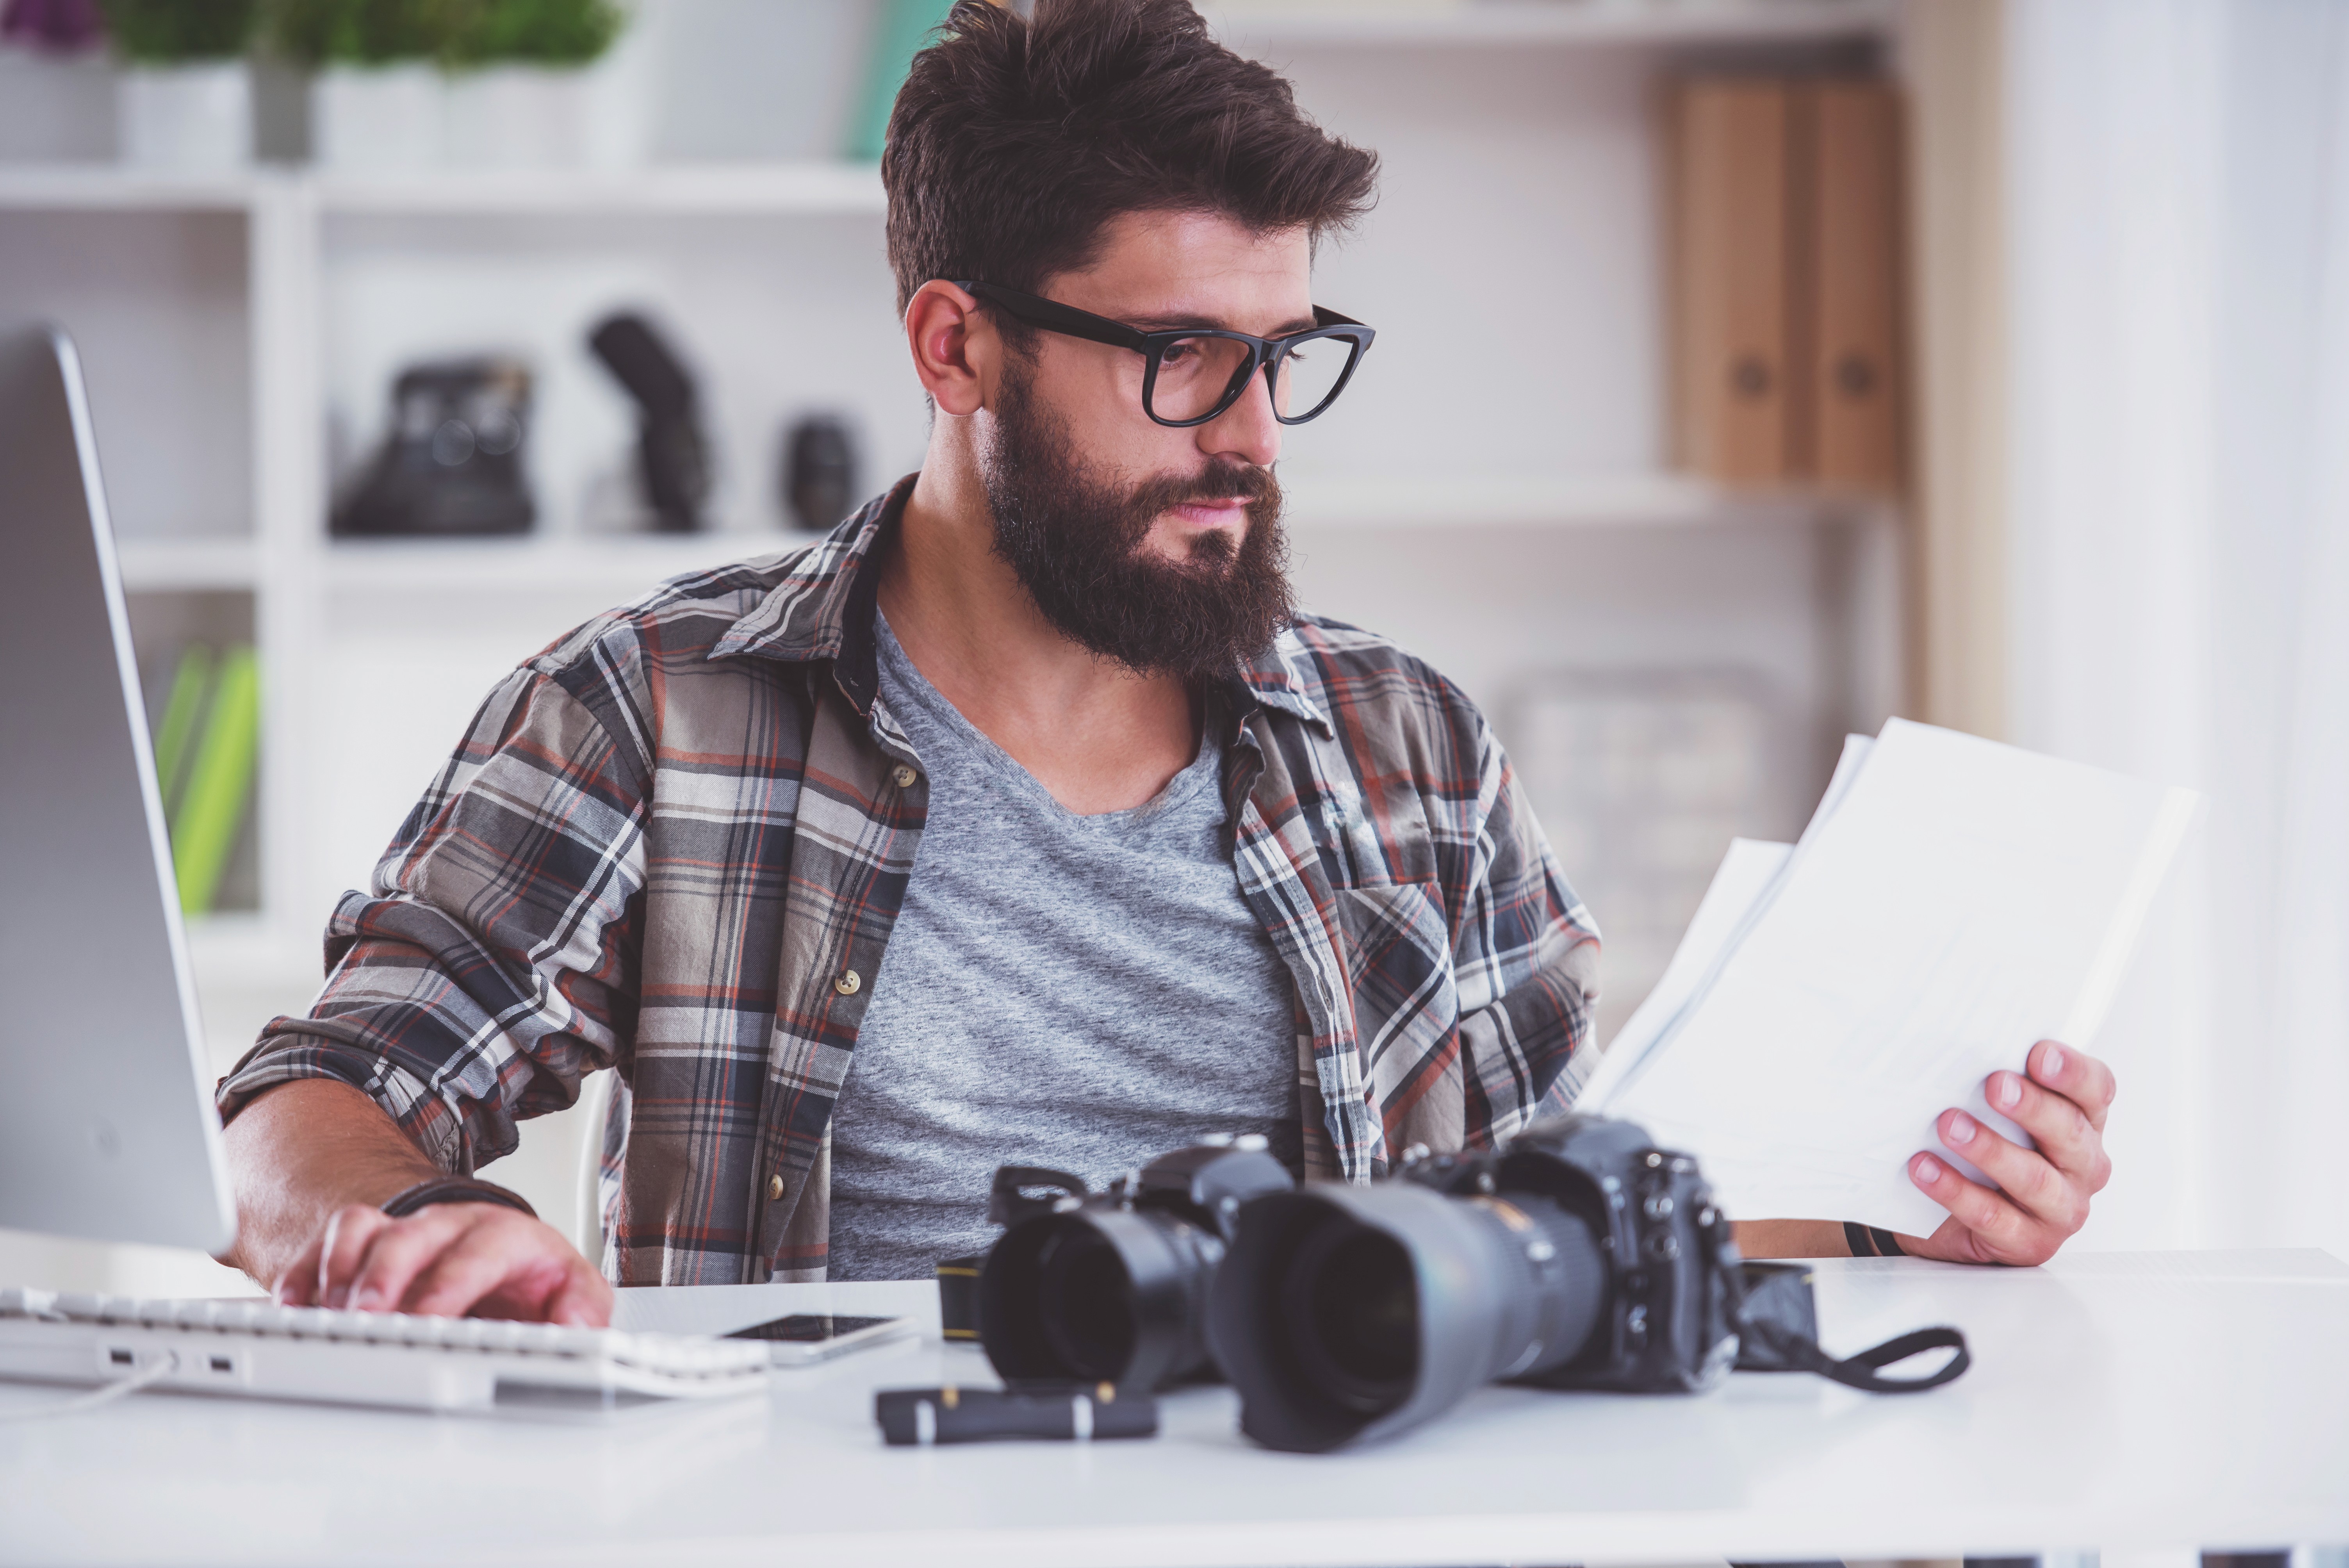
[{"xmin": 953, "ymin": 279, "xmax": 1375, "ymax": 428}]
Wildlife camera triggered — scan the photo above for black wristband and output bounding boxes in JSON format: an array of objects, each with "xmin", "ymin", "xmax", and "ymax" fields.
[
  {"xmin": 380, "ymin": 1176, "xmax": 537, "ymax": 1221},
  {"xmin": 1843, "ymin": 1221, "xmax": 1906, "ymax": 1258}
]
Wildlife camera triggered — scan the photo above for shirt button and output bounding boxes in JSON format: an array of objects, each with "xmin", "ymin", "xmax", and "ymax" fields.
[
  {"xmin": 892, "ymin": 764, "xmax": 918, "ymax": 789},
  {"xmin": 767, "ymin": 1174, "xmax": 784, "ymax": 1202},
  {"xmin": 833, "ymin": 969, "xmax": 861, "ymax": 996}
]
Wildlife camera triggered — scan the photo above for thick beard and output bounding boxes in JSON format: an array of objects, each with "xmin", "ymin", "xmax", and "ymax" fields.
[{"xmin": 979, "ymin": 359, "xmax": 1295, "ymax": 680}]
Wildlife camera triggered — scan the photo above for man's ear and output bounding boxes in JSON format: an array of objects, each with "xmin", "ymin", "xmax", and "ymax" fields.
[{"xmin": 904, "ymin": 280, "xmax": 993, "ymax": 418}]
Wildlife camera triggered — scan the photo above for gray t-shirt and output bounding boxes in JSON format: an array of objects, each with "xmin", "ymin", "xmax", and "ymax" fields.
[{"xmin": 822, "ymin": 612, "xmax": 1299, "ymax": 1281}]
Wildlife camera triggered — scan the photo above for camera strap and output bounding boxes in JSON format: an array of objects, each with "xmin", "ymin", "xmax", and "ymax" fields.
[
  {"xmin": 1740, "ymin": 1318, "xmax": 1972, "ymax": 1394},
  {"xmin": 1726, "ymin": 1259, "xmax": 1971, "ymax": 1393}
]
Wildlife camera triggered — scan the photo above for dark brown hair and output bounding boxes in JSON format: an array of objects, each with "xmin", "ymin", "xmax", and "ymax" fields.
[{"xmin": 882, "ymin": 0, "xmax": 1379, "ymax": 318}]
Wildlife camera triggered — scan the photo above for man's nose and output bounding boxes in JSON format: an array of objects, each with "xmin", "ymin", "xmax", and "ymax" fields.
[{"xmin": 1197, "ymin": 363, "xmax": 1283, "ymax": 469}]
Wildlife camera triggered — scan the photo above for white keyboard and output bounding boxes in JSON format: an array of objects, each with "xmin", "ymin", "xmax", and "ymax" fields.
[{"xmin": 0, "ymin": 1288, "xmax": 770, "ymax": 1415}]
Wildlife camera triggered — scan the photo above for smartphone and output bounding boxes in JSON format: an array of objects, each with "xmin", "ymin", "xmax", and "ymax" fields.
[{"xmin": 722, "ymin": 1312, "xmax": 914, "ymax": 1367}]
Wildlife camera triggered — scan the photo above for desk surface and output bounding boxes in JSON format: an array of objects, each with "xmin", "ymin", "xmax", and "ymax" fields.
[{"xmin": 3, "ymin": 1249, "xmax": 2344, "ymax": 1568}]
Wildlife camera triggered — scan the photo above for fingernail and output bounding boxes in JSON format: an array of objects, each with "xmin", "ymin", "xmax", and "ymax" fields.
[
  {"xmin": 1948, "ymin": 1112, "xmax": 1977, "ymax": 1145},
  {"xmin": 352, "ymin": 1288, "xmax": 382, "ymax": 1312},
  {"xmin": 2042, "ymin": 1043, "xmax": 2066, "ymax": 1077},
  {"xmin": 1915, "ymin": 1156, "xmax": 1943, "ymax": 1183},
  {"xmin": 1996, "ymin": 1072, "xmax": 2023, "ymax": 1109},
  {"xmin": 324, "ymin": 1287, "xmax": 348, "ymax": 1310}
]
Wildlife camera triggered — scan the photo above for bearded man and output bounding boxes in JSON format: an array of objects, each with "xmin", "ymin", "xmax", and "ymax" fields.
[{"xmin": 217, "ymin": 0, "xmax": 2120, "ymax": 1322}]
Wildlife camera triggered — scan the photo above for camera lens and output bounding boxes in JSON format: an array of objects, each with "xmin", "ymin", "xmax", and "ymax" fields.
[
  {"xmin": 1035, "ymin": 1224, "xmax": 1137, "ymax": 1382},
  {"xmin": 979, "ymin": 1205, "xmax": 1222, "ymax": 1391},
  {"xmin": 977, "ymin": 1144, "xmax": 1294, "ymax": 1393},
  {"xmin": 1208, "ymin": 1181, "xmax": 1608, "ymax": 1452},
  {"xmin": 1281, "ymin": 1221, "xmax": 1416, "ymax": 1416}
]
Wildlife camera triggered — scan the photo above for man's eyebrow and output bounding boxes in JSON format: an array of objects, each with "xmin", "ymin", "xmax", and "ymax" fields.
[{"xmin": 1128, "ymin": 312, "xmax": 1322, "ymax": 337}]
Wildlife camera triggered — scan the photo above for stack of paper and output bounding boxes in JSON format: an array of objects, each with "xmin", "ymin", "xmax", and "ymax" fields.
[{"xmin": 1576, "ymin": 720, "xmax": 2198, "ymax": 1237}]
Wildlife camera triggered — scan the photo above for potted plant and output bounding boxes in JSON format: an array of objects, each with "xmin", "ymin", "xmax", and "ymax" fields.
[
  {"xmin": 99, "ymin": 0, "xmax": 259, "ymax": 170},
  {"xmin": 273, "ymin": 0, "xmax": 445, "ymax": 169},
  {"xmin": 440, "ymin": 0, "xmax": 636, "ymax": 171},
  {"xmin": 0, "ymin": 0, "xmax": 115, "ymax": 163}
]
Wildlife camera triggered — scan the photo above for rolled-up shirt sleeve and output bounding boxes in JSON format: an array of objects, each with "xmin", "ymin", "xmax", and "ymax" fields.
[{"xmin": 217, "ymin": 661, "xmax": 650, "ymax": 1176}]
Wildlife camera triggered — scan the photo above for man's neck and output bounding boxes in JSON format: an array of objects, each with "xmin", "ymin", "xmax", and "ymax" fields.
[{"xmin": 879, "ymin": 463, "xmax": 1201, "ymax": 816}]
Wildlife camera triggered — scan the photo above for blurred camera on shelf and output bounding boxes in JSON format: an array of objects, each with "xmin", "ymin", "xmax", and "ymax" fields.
[
  {"xmin": 783, "ymin": 413, "xmax": 861, "ymax": 533},
  {"xmin": 331, "ymin": 357, "xmax": 533, "ymax": 538},
  {"xmin": 588, "ymin": 311, "xmax": 711, "ymax": 534}
]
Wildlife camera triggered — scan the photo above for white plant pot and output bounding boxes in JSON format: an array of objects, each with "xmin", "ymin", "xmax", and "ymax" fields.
[
  {"xmin": 442, "ymin": 53, "xmax": 650, "ymax": 171},
  {"xmin": 311, "ymin": 62, "xmax": 442, "ymax": 170},
  {"xmin": 442, "ymin": 65, "xmax": 576, "ymax": 170},
  {"xmin": 117, "ymin": 62, "xmax": 252, "ymax": 171}
]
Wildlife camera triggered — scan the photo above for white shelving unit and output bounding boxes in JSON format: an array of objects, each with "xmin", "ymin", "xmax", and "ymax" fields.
[{"xmin": 0, "ymin": 0, "xmax": 1914, "ymax": 1266}]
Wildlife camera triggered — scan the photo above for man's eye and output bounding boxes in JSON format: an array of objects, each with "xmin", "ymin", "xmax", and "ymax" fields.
[{"xmin": 1162, "ymin": 342, "xmax": 1194, "ymax": 365}]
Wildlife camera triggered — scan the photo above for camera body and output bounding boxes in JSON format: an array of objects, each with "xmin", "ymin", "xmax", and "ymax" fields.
[
  {"xmin": 1207, "ymin": 1113, "xmax": 1749, "ymax": 1451},
  {"xmin": 978, "ymin": 1140, "xmax": 1292, "ymax": 1392},
  {"xmin": 1405, "ymin": 1114, "xmax": 1742, "ymax": 1394}
]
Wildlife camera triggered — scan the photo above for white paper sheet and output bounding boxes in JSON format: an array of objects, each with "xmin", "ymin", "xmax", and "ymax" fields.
[{"xmin": 1588, "ymin": 719, "xmax": 2198, "ymax": 1237}]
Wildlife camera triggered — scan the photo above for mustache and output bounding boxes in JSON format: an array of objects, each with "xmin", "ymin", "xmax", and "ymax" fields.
[{"xmin": 1126, "ymin": 461, "xmax": 1280, "ymax": 517}]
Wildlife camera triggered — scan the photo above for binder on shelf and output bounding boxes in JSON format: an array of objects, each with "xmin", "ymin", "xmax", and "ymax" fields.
[
  {"xmin": 1666, "ymin": 74, "xmax": 1907, "ymax": 494},
  {"xmin": 1668, "ymin": 78, "xmax": 1793, "ymax": 485},
  {"xmin": 1806, "ymin": 80, "xmax": 1905, "ymax": 489},
  {"xmin": 151, "ymin": 643, "xmax": 213, "ymax": 814},
  {"xmin": 167, "ymin": 644, "xmax": 260, "ymax": 917}
]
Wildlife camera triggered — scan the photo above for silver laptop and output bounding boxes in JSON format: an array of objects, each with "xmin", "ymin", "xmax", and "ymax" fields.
[{"xmin": 0, "ymin": 325, "xmax": 237, "ymax": 1255}]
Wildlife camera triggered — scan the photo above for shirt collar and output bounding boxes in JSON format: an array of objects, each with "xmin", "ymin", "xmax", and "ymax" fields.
[{"xmin": 714, "ymin": 471, "xmax": 1333, "ymax": 736}]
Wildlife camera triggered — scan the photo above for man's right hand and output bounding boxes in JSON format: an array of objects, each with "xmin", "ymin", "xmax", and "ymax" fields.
[
  {"xmin": 222, "ymin": 1078, "xmax": 613, "ymax": 1328},
  {"xmin": 274, "ymin": 1201, "xmax": 612, "ymax": 1326}
]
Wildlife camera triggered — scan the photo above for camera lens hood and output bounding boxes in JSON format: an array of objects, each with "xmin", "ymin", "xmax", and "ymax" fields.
[
  {"xmin": 978, "ymin": 1203, "xmax": 1224, "ymax": 1392},
  {"xmin": 1207, "ymin": 1181, "xmax": 1606, "ymax": 1452}
]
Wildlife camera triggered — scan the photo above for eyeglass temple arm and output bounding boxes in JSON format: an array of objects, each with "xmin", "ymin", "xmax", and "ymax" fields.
[{"xmin": 951, "ymin": 280, "xmax": 1149, "ymax": 353}]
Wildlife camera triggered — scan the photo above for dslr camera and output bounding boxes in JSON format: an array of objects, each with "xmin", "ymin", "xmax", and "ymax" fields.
[
  {"xmin": 977, "ymin": 1136, "xmax": 1292, "ymax": 1393},
  {"xmin": 1205, "ymin": 1114, "xmax": 1968, "ymax": 1452},
  {"xmin": 967, "ymin": 1115, "xmax": 1967, "ymax": 1453}
]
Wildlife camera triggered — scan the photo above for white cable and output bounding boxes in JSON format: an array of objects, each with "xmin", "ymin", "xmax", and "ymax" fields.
[{"xmin": 0, "ymin": 1353, "xmax": 178, "ymax": 1421}]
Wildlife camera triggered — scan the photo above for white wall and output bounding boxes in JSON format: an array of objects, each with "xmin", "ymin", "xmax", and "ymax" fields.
[{"xmin": 2007, "ymin": 0, "xmax": 2349, "ymax": 1260}]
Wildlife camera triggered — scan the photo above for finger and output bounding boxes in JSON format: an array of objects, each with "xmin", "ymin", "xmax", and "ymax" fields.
[
  {"xmin": 275, "ymin": 1229, "xmax": 328, "ymax": 1306},
  {"xmin": 1986, "ymin": 1069, "xmax": 2112, "ymax": 1192},
  {"xmin": 544, "ymin": 1264, "xmax": 614, "ymax": 1328},
  {"xmin": 399, "ymin": 1220, "xmax": 556, "ymax": 1320},
  {"xmin": 343, "ymin": 1207, "xmax": 469, "ymax": 1315},
  {"xmin": 315, "ymin": 1205, "xmax": 393, "ymax": 1310},
  {"xmin": 1936, "ymin": 1109, "xmax": 2089, "ymax": 1233},
  {"xmin": 2028, "ymin": 1040, "xmax": 2117, "ymax": 1132},
  {"xmin": 1910, "ymin": 1151, "xmax": 2061, "ymax": 1265}
]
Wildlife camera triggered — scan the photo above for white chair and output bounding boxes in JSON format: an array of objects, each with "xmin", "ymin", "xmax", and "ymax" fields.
[{"xmin": 572, "ymin": 1068, "xmax": 615, "ymax": 1266}]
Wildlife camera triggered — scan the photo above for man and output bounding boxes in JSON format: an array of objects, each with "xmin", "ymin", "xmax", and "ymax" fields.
[{"xmin": 219, "ymin": 0, "xmax": 2117, "ymax": 1325}]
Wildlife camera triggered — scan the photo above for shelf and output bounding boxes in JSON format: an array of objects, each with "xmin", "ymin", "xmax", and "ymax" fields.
[
  {"xmin": 1282, "ymin": 472, "xmax": 1852, "ymax": 528},
  {"xmin": 313, "ymin": 162, "xmax": 887, "ymax": 218},
  {"xmin": 0, "ymin": 161, "xmax": 886, "ymax": 217},
  {"xmin": 322, "ymin": 532, "xmax": 803, "ymax": 595},
  {"xmin": 1207, "ymin": 0, "xmax": 1897, "ymax": 48},
  {"xmin": 312, "ymin": 478, "xmax": 1863, "ymax": 599},
  {"xmin": 0, "ymin": 164, "xmax": 267, "ymax": 212},
  {"xmin": 116, "ymin": 537, "xmax": 263, "ymax": 593},
  {"xmin": 182, "ymin": 914, "xmax": 318, "ymax": 994}
]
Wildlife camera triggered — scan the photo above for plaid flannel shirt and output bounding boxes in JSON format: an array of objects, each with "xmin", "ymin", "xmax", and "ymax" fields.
[{"xmin": 218, "ymin": 479, "xmax": 1602, "ymax": 1285}]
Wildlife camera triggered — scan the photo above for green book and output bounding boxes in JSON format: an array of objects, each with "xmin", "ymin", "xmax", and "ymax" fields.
[
  {"xmin": 170, "ymin": 644, "xmax": 261, "ymax": 916},
  {"xmin": 151, "ymin": 643, "xmax": 214, "ymax": 817},
  {"xmin": 850, "ymin": 0, "xmax": 959, "ymax": 161}
]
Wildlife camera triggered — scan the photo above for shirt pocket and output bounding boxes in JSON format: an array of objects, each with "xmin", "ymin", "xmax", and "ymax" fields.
[{"xmin": 1332, "ymin": 880, "xmax": 1459, "ymax": 1066}]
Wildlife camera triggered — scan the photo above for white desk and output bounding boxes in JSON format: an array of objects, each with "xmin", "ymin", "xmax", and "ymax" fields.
[{"xmin": 3, "ymin": 1250, "xmax": 2344, "ymax": 1567}]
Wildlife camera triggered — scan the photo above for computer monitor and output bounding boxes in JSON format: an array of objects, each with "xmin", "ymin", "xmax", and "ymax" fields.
[{"xmin": 0, "ymin": 325, "xmax": 237, "ymax": 1255}]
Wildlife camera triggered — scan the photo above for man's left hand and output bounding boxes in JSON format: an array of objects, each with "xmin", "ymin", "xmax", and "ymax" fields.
[{"xmin": 1895, "ymin": 1039, "xmax": 2117, "ymax": 1266}]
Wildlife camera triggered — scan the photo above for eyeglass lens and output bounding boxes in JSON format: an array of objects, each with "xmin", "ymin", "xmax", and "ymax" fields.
[{"xmin": 1150, "ymin": 334, "xmax": 1355, "ymax": 424}]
